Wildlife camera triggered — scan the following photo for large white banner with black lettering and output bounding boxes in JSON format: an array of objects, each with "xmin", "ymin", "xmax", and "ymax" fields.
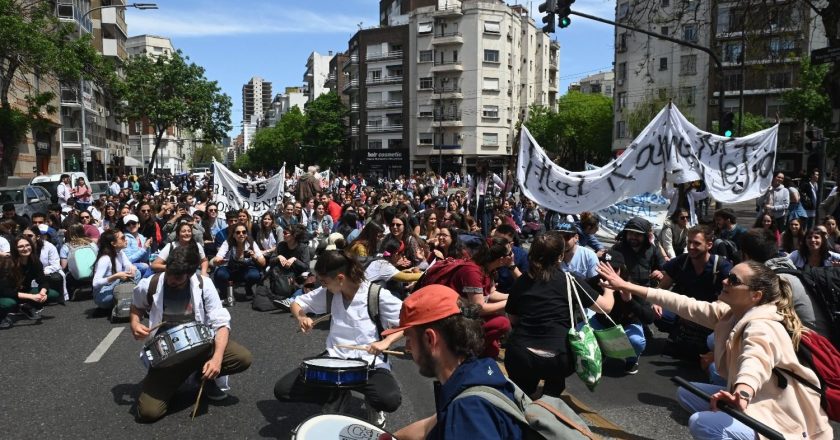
[
  {"xmin": 518, "ymin": 104, "xmax": 778, "ymax": 213},
  {"xmin": 212, "ymin": 160, "xmax": 285, "ymax": 216}
]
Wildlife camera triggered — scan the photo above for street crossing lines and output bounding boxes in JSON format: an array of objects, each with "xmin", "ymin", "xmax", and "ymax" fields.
[{"xmin": 84, "ymin": 327, "xmax": 125, "ymax": 363}]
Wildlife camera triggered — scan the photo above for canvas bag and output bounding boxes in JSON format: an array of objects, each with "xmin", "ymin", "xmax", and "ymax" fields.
[
  {"xmin": 570, "ymin": 276, "xmax": 637, "ymax": 360},
  {"xmin": 566, "ymin": 272, "xmax": 602, "ymax": 391}
]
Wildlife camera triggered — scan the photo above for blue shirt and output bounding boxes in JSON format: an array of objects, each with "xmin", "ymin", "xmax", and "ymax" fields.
[
  {"xmin": 561, "ymin": 246, "xmax": 599, "ymax": 278},
  {"xmin": 496, "ymin": 246, "xmax": 529, "ymax": 293},
  {"xmin": 663, "ymin": 253, "xmax": 732, "ymax": 302}
]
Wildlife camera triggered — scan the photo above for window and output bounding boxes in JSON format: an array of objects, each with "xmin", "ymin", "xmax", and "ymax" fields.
[
  {"xmin": 370, "ymin": 69, "xmax": 382, "ymax": 81},
  {"xmin": 768, "ymin": 71, "xmax": 793, "ymax": 89},
  {"xmin": 679, "ymin": 86, "xmax": 696, "ymax": 106},
  {"xmin": 482, "ymin": 105, "xmax": 499, "ymax": 118},
  {"xmin": 617, "ymin": 62, "xmax": 627, "ymax": 81},
  {"xmin": 617, "ymin": 92, "xmax": 627, "ymax": 110},
  {"xmin": 724, "ymin": 72, "xmax": 743, "ymax": 91},
  {"xmin": 419, "ymin": 50, "xmax": 433, "ymax": 62},
  {"xmin": 723, "ymin": 42, "xmax": 743, "ymax": 63},
  {"xmin": 419, "ymin": 77, "xmax": 433, "ymax": 89},
  {"xmin": 617, "ymin": 33, "xmax": 629, "ymax": 52},
  {"xmin": 484, "ymin": 49, "xmax": 500, "ymax": 63},
  {"xmin": 482, "ymin": 133, "xmax": 499, "ymax": 146},
  {"xmin": 418, "ymin": 22, "xmax": 433, "ymax": 34},
  {"xmin": 662, "ymin": 0, "xmax": 669, "ymax": 6},
  {"xmin": 661, "ymin": 26, "xmax": 669, "ymax": 36},
  {"xmin": 134, "ymin": 121, "xmax": 142, "ymax": 134},
  {"xmin": 419, "ymin": 105, "xmax": 433, "ymax": 118},
  {"xmin": 616, "ymin": 121, "xmax": 627, "ymax": 139},
  {"xmin": 659, "ymin": 57, "xmax": 668, "ymax": 71},
  {"xmin": 618, "ymin": 2, "xmax": 630, "ymax": 19},
  {"xmin": 482, "ymin": 77, "xmax": 499, "ymax": 91},
  {"xmin": 766, "ymin": 96, "xmax": 786, "ymax": 117},
  {"xmin": 769, "ymin": 37, "xmax": 797, "ymax": 57},
  {"xmin": 484, "ymin": 21, "xmax": 501, "ymax": 34},
  {"xmin": 680, "ymin": 54, "xmax": 697, "ymax": 75},
  {"xmin": 682, "ymin": 24, "xmax": 698, "ymax": 42},
  {"xmin": 368, "ymin": 140, "xmax": 383, "ymax": 149},
  {"xmin": 419, "ymin": 133, "xmax": 433, "ymax": 145},
  {"xmin": 605, "ymin": 85, "xmax": 612, "ymax": 95}
]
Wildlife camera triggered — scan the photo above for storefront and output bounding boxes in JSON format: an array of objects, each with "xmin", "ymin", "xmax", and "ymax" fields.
[{"xmin": 357, "ymin": 148, "xmax": 409, "ymax": 179}]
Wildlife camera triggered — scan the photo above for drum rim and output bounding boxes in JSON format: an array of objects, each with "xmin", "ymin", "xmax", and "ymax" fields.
[
  {"xmin": 301, "ymin": 356, "xmax": 369, "ymax": 368},
  {"xmin": 291, "ymin": 413, "xmax": 387, "ymax": 437}
]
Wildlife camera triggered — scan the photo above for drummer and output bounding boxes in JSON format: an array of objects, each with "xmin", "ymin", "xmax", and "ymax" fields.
[
  {"xmin": 129, "ymin": 245, "xmax": 253, "ymax": 423},
  {"xmin": 274, "ymin": 250, "xmax": 404, "ymax": 428}
]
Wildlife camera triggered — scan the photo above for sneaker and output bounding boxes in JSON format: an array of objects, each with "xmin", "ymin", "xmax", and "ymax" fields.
[
  {"xmin": 203, "ymin": 380, "xmax": 229, "ymax": 401},
  {"xmin": 321, "ymin": 390, "xmax": 351, "ymax": 414},
  {"xmin": 20, "ymin": 304, "xmax": 42, "ymax": 321},
  {"xmin": 367, "ymin": 406, "xmax": 386, "ymax": 429},
  {"xmin": 0, "ymin": 315, "xmax": 14, "ymax": 330},
  {"xmin": 625, "ymin": 362, "xmax": 640, "ymax": 375},
  {"xmin": 272, "ymin": 297, "xmax": 293, "ymax": 311}
]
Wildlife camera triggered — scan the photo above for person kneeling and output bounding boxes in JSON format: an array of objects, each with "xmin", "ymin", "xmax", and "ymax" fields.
[{"xmin": 130, "ymin": 245, "xmax": 252, "ymax": 423}]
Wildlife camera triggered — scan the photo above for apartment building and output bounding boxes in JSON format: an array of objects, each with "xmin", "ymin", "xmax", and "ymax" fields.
[
  {"xmin": 242, "ymin": 76, "xmax": 273, "ymax": 127},
  {"xmin": 710, "ymin": 0, "xmax": 827, "ymax": 172},
  {"xmin": 569, "ymin": 71, "xmax": 615, "ymax": 97},
  {"xmin": 344, "ymin": 0, "xmax": 558, "ymax": 176},
  {"xmin": 303, "ymin": 52, "xmax": 335, "ymax": 102},
  {"xmin": 325, "ymin": 52, "xmax": 351, "ymax": 107},
  {"xmin": 612, "ymin": 0, "xmax": 712, "ymax": 151},
  {"xmin": 125, "ymin": 34, "xmax": 186, "ymax": 174},
  {"xmin": 265, "ymin": 87, "xmax": 309, "ymax": 128}
]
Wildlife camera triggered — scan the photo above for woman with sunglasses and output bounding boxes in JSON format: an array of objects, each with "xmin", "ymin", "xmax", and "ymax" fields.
[
  {"xmin": 151, "ymin": 222, "xmax": 209, "ymax": 277},
  {"xmin": 120, "ymin": 214, "xmax": 152, "ymax": 278},
  {"xmin": 389, "ymin": 215, "xmax": 425, "ymax": 269},
  {"xmin": 660, "ymin": 209, "xmax": 689, "ymax": 261},
  {"xmin": 23, "ymin": 225, "xmax": 65, "ymax": 302},
  {"xmin": 212, "ymin": 223, "xmax": 266, "ymax": 302},
  {"xmin": 275, "ymin": 224, "xmax": 310, "ymax": 276},
  {"xmin": 788, "ymin": 229, "xmax": 840, "ymax": 269},
  {"xmin": 597, "ymin": 260, "xmax": 832, "ymax": 440},
  {"xmin": 93, "ymin": 230, "xmax": 140, "ymax": 312},
  {"xmin": 78, "ymin": 210, "xmax": 101, "ymax": 241}
]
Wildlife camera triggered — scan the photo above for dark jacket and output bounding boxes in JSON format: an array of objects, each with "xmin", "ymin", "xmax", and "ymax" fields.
[
  {"xmin": 296, "ymin": 174, "xmax": 320, "ymax": 202},
  {"xmin": 428, "ymin": 357, "xmax": 523, "ymax": 440},
  {"xmin": 275, "ymin": 241, "xmax": 310, "ymax": 275}
]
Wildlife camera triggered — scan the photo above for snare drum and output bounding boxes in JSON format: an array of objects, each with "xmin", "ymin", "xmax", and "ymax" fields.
[
  {"xmin": 299, "ymin": 357, "xmax": 369, "ymax": 388},
  {"xmin": 143, "ymin": 322, "xmax": 214, "ymax": 368},
  {"xmin": 291, "ymin": 414, "xmax": 389, "ymax": 440}
]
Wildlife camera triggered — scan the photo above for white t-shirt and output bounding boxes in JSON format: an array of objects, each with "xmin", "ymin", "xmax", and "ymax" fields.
[
  {"xmin": 0, "ymin": 236, "xmax": 9, "ymax": 253},
  {"xmin": 158, "ymin": 241, "xmax": 206, "ymax": 261},
  {"xmin": 364, "ymin": 259, "xmax": 400, "ymax": 283},
  {"xmin": 216, "ymin": 240, "xmax": 263, "ymax": 261}
]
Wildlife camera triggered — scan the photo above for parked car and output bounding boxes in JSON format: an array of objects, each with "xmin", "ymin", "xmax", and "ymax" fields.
[
  {"xmin": 0, "ymin": 185, "xmax": 51, "ymax": 219},
  {"xmin": 31, "ymin": 172, "xmax": 90, "ymax": 204},
  {"xmin": 89, "ymin": 181, "xmax": 110, "ymax": 199}
]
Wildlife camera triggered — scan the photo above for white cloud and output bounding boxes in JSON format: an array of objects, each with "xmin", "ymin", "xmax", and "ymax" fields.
[{"xmin": 126, "ymin": 6, "xmax": 375, "ymax": 37}]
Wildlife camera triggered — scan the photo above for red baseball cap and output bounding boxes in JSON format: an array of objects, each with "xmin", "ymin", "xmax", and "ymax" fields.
[{"xmin": 381, "ymin": 284, "xmax": 461, "ymax": 336}]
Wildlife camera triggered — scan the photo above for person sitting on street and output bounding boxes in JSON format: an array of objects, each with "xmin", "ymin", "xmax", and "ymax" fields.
[
  {"xmin": 130, "ymin": 245, "xmax": 253, "ymax": 423},
  {"xmin": 120, "ymin": 214, "xmax": 152, "ymax": 278},
  {"xmin": 211, "ymin": 223, "xmax": 266, "ymax": 305},
  {"xmin": 788, "ymin": 228, "xmax": 840, "ymax": 269},
  {"xmin": 151, "ymin": 221, "xmax": 209, "ymax": 277},
  {"xmin": 0, "ymin": 237, "xmax": 52, "ymax": 328},
  {"xmin": 92, "ymin": 230, "xmax": 141, "ymax": 312}
]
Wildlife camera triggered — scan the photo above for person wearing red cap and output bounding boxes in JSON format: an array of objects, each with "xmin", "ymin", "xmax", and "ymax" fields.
[{"xmin": 388, "ymin": 284, "xmax": 523, "ymax": 440}]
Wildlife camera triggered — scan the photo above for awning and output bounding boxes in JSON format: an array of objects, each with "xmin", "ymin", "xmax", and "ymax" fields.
[{"xmin": 123, "ymin": 156, "xmax": 143, "ymax": 167}]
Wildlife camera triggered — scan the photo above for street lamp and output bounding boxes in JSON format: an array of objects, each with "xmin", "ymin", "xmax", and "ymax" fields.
[{"xmin": 77, "ymin": 2, "xmax": 158, "ymax": 177}]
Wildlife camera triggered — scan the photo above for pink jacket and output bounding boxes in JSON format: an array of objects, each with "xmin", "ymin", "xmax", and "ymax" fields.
[{"xmin": 647, "ymin": 288, "xmax": 833, "ymax": 440}]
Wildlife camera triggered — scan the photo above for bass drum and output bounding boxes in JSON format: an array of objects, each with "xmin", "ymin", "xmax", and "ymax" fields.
[{"xmin": 291, "ymin": 414, "xmax": 390, "ymax": 440}]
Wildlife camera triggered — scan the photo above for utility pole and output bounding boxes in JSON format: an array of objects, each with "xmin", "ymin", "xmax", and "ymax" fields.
[{"xmin": 437, "ymin": 77, "xmax": 449, "ymax": 176}]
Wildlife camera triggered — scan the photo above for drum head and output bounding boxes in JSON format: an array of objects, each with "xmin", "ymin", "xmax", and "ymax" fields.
[
  {"xmin": 292, "ymin": 414, "xmax": 387, "ymax": 439},
  {"xmin": 303, "ymin": 357, "xmax": 368, "ymax": 368}
]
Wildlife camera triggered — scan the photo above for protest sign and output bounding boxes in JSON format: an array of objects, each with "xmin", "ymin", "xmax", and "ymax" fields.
[
  {"xmin": 212, "ymin": 160, "xmax": 285, "ymax": 216},
  {"xmin": 517, "ymin": 104, "xmax": 778, "ymax": 214}
]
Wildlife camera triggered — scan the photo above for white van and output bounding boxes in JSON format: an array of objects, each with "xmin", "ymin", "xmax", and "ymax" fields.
[{"xmin": 31, "ymin": 172, "xmax": 90, "ymax": 204}]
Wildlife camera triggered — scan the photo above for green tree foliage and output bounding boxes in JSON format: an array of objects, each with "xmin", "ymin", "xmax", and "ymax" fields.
[
  {"xmin": 122, "ymin": 50, "xmax": 232, "ymax": 171},
  {"xmin": 303, "ymin": 92, "xmax": 347, "ymax": 167},
  {"xmin": 525, "ymin": 92, "xmax": 613, "ymax": 169},
  {"xmin": 711, "ymin": 112, "xmax": 772, "ymax": 136},
  {"xmin": 246, "ymin": 106, "xmax": 305, "ymax": 169},
  {"xmin": 627, "ymin": 96, "xmax": 670, "ymax": 138},
  {"xmin": 189, "ymin": 143, "xmax": 223, "ymax": 167},
  {"xmin": 782, "ymin": 58, "xmax": 832, "ymax": 130},
  {"xmin": 232, "ymin": 153, "xmax": 253, "ymax": 171},
  {"xmin": 0, "ymin": 0, "xmax": 119, "ymax": 176}
]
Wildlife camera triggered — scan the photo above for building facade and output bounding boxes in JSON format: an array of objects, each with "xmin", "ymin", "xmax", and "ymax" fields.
[
  {"xmin": 266, "ymin": 87, "xmax": 308, "ymax": 127},
  {"xmin": 570, "ymin": 71, "xmax": 615, "ymax": 97},
  {"xmin": 303, "ymin": 52, "xmax": 335, "ymax": 102},
  {"xmin": 242, "ymin": 76, "xmax": 272, "ymax": 127}
]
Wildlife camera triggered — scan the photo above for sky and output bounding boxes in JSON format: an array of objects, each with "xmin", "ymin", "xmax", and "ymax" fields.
[{"xmin": 125, "ymin": 0, "xmax": 617, "ymax": 136}]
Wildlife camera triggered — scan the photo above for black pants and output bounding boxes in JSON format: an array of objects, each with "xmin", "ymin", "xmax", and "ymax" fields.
[
  {"xmin": 504, "ymin": 343, "xmax": 573, "ymax": 397},
  {"xmin": 274, "ymin": 363, "xmax": 402, "ymax": 413}
]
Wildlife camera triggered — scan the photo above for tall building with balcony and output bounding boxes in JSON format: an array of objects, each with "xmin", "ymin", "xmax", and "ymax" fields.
[
  {"xmin": 710, "ymin": 0, "xmax": 827, "ymax": 173},
  {"xmin": 345, "ymin": 0, "xmax": 559, "ymax": 177},
  {"xmin": 242, "ymin": 76, "xmax": 272, "ymax": 129},
  {"xmin": 265, "ymin": 87, "xmax": 308, "ymax": 127},
  {"xmin": 304, "ymin": 52, "xmax": 335, "ymax": 102},
  {"xmin": 325, "ymin": 52, "xmax": 351, "ymax": 106},
  {"xmin": 125, "ymin": 34, "xmax": 186, "ymax": 174}
]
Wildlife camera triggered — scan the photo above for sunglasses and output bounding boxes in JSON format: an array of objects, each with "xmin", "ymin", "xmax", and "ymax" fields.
[
  {"xmin": 126, "ymin": 221, "xmax": 137, "ymax": 226},
  {"xmin": 234, "ymin": 230, "xmax": 248, "ymax": 235},
  {"xmin": 391, "ymin": 223, "xmax": 403, "ymax": 228},
  {"xmin": 679, "ymin": 215, "xmax": 689, "ymax": 220},
  {"xmin": 80, "ymin": 215, "xmax": 91, "ymax": 219},
  {"xmin": 23, "ymin": 233, "xmax": 36, "ymax": 238},
  {"xmin": 726, "ymin": 273, "xmax": 746, "ymax": 287}
]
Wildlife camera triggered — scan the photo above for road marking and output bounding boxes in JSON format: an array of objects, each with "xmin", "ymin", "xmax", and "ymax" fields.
[{"xmin": 84, "ymin": 327, "xmax": 125, "ymax": 363}]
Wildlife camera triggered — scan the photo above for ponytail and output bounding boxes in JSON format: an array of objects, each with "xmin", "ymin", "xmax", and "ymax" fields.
[{"xmin": 776, "ymin": 276, "xmax": 804, "ymax": 350}]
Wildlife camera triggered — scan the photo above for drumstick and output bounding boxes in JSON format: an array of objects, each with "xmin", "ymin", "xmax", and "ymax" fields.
[
  {"xmin": 335, "ymin": 344, "xmax": 406, "ymax": 356},
  {"xmin": 191, "ymin": 379, "xmax": 206, "ymax": 420},
  {"xmin": 147, "ymin": 321, "xmax": 169, "ymax": 333},
  {"xmin": 296, "ymin": 314, "xmax": 332, "ymax": 333}
]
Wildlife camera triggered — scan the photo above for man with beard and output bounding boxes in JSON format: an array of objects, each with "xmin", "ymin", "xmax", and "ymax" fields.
[
  {"xmin": 609, "ymin": 217, "xmax": 665, "ymax": 288},
  {"xmin": 388, "ymin": 285, "xmax": 523, "ymax": 440}
]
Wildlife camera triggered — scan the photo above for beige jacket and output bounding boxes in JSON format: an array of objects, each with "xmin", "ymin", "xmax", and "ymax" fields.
[{"xmin": 647, "ymin": 288, "xmax": 833, "ymax": 440}]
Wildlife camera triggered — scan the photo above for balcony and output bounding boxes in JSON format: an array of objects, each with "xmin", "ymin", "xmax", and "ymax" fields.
[
  {"xmin": 100, "ymin": 7, "xmax": 127, "ymax": 38},
  {"xmin": 102, "ymin": 37, "xmax": 127, "ymax": 59},
  {"xmin": 366, "ymin": 50, "xmax": 403, "ymax": 61},
  {"xmin": 432, "ymin": 86, "xmax": 463, "ymax": 99},
  {"xmin": 342, "ymin": 79, "xmax": 359, "ymax": 93},
  {"xmin": 350, "ymin": 103, "xmax": 360, "ymax": 112},
  {"xmin": 62, "ymin": 128, "xmax": 81, "ymax": 145},
  {"xmin": 57, "ymin": 2, "xmax": 93, "ymax": 34},
  {"xmin": 549, "ymin": 82, "xmax": 558, "ymax": 92},
  {"xmin": 432, "ymin": 31, "xmax": 463, "ymax": 46},
  {"xmin": 434, "ymin": 3, "xmax": 462, "ymax": 16},
  {"xmin": 60, "ymin": 87, "xmax": 80, "ymax": 105},
  {"xmin": 351, "ymin": 126, "xmax": 359, "ymax": 136},
  {"xmin": 366, "ymin": 75, "xmax": 403, "ymax": 86},
  {"xmin": 433, "ymin": 112, "xmax": 463, "ymax": 127},
  {"xmin": 366, "ymin": 100, "xmax": 403, "ymax": 109},
  {"xmin": 342, "ymin": 54, "xmax": 359, "ymax": 70},
  {"xmin": 366, "ymin": 124, "xmax": 403, "ymax": 133},
  {"xmin": 431, "ymin": 60, "xmax": 463, "ymax": 73}
]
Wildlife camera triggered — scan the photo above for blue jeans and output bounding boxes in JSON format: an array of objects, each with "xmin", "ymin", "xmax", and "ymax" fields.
[
  {"xmin": 588, "ymin": 318, "xmax": 646, "ymax": 365},
  {"xmin": 676, "ymin": 382, "xmax": 755, "ymax": 440},
  {"xmin": 213, "ymin": 265, "xmax": 261, "ymax": 291},
  {"xmin": 94, "ymin": 272, "xmax": 142, "ymax": 309},
  {"xmin": 705, "ymin": 333, "xmax": 727, "ymax": 386},
  {"xmin": 133, "ymin": 262, "xmax": 152, "ymax": 279}
]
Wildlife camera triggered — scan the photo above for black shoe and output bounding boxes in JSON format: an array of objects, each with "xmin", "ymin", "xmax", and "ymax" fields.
[
  {"xmin": 20, "ymin": 304, "xmax": 43, "ymax": 321},
  {"xmin": 625, "ymin": 361, "xmax": 640, "ymax": 375},
  {"xmin": 272, "ymin": 297, "xmax": 293, "ymax": 311},
  {"xmin": 0, "ymin": 315, "xmax": 14, "ymax": 329},
  {"xmin": 204, "ymin": 380, "xmax": 229, "ymax": 401}
]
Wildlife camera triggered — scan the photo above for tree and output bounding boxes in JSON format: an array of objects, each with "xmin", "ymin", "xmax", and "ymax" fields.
[
  {"xmin": 246, "ymin": 105, "xmax": 306, "ymax": 169},
  {"xmin": 0, "ymin": 0, "xmax": 119, "ymax": 177},
  {"xmin": 627, "ymin": 96, "xmax": 670, "ymax": 138},
  {"xmin": 782, "ymin": 58, "xmax": 832, "ymax": 130},
  {"xmin": 189, "ymin": 143, "xmax": 222, "ymax": 167},
  {"xmin": 711, "ymin": 112, "xmax": 772, "ymax": 136},
  {"xmin": 121, "ymin": 50, "xmax": 231, "ymax": 172},
  {"xmin": 232, "ymin": 153, "xmax": 253, "ymax": 171},
  {"xmin": 303, "ymin": 92, "xmax": 347, "ymax": 168},
  {"xmin": 524, "ymin": 92, "xmax": 613, "ymax": 169}
]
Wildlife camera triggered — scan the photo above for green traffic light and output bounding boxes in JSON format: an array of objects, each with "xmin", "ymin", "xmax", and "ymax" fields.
[
  {"xmin": 559, "ymin": 17, "xmax": 571, "ymax": 28},
  {"xmin": 724, "ymin": 130, "xmax": 733, "ymax": 137}
]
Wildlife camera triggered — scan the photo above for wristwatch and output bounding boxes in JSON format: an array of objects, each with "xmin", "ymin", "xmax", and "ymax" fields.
[{"xmin": 736, "ymin": 390, "xmax": 752, "ymax": 403}]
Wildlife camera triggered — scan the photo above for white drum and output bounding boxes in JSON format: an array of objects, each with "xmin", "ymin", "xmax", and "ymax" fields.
[{"xmin": 291, "ymin": 414, "xmax": 391, "ymax": 440}]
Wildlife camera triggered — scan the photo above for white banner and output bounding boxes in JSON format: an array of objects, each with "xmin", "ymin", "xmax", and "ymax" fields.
[
  {"xmin": 212, "ymin": 160, "xmax": 285, "ymax": 216},
  {"xmin": 518, "ymin": 104, "xmax": 778, "ymax": 214},
  {"xmin": 318, "ymin": 168, "xmax": 331, "ymax": 189},
  {"xmin": 294, "ymin": 166, "xmax": 305, "ymax": 178},
  {"xmin": 583, "ymin": 163, "xmax": 670, "ymax": 237}
]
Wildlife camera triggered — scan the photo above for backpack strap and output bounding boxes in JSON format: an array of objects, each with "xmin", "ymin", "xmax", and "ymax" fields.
[
  {"xmin": 712, "ymin": 254, "xmax": 720, "ymax": 287},
  {"xmin": 146, "ymin": 272, "xmax": 162, "ymax": 309},
  {"xmin": 368, "ymin": 282, "xmax": 383, "ymax": 338}
]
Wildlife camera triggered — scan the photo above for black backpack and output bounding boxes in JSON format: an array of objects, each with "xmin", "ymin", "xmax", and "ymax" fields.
[{"xmin": 773, "ymin": 266, "xmax": 840, "ymax": 348}]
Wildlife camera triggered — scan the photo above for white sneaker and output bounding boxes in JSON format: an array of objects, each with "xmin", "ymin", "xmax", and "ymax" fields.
[{"xmin": 367, "ymin": 406, "xmax": 386, "ymax": 429}]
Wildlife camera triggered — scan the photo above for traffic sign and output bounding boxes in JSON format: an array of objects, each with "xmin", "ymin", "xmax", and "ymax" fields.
[{"xmin": 812, "ymin": 46, "xmax": 840, "ymax": 65}]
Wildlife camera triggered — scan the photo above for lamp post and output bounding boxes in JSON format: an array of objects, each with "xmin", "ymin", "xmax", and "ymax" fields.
[{"xmin": 78, "ymin": 2, "xmax": 158, "ymax": 177}]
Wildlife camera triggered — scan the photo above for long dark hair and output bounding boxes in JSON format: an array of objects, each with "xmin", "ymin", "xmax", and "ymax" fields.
[
  {"xmin": 355, "ymin": 222, "xmax": 385, "ymax": 255},
  {"xmin": 96, "ymin": 229, "xmax": 120, "ymax": 272},
  {"xmin": 781, "ymin": 218, "xmax": 805, "ymax": 254},
  {"xmin": 0, "ymin": 255, "xmax": 22, "ymax": 290},
  {"xmin": 471, "ymin": 236, "xmax": 510, "ymax": 271},
  {"xmin": 528, "ymin": 231, "xmax": 565, "ymax": 282},
  {"xmin": 800, "ymin": 228, "xmax": 830, "ymax": 263},
  {"xmin": 10, "ymin": 234, "xmax": 38, "ymax": 267},
  {"xmin": 227, "ymin": 223, "xmax": 254, "ymax": 250},
  {"xmin": 439, "ymin": 226, "xmax": 467, "ymax": 259},
  {"xmin": 255, "ymin": 211, "xmax": 277, "ymax": 246},
  {"xmin": 314, "ymin": 250, "xmax": 365, "ymax": 283},
  {"xmin": 336, "ymin": 211, "xmax": 359, "ymax": 238}
]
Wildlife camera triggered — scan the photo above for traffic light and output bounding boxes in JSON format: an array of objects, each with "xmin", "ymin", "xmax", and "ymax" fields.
[
  {"xmin": 539, "ymin": 0, "xmax": 557, "ymax": 33},
  {"xmin": 557, "ymin": 0, "xmax": 575, "ymax": 29},
  {"xmin": 721, "ymin": 112, "xmax": 735, "ymax": 137}
]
